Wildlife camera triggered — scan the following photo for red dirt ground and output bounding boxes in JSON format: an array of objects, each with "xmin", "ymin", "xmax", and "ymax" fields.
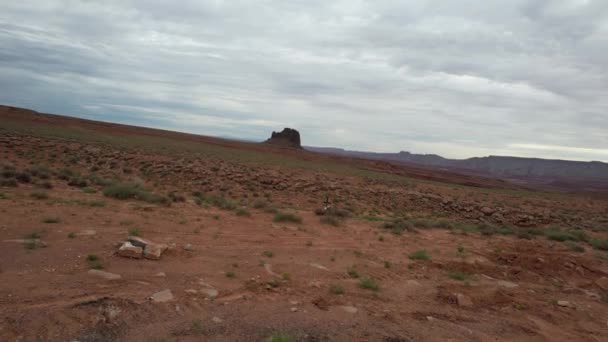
[{"xmin": 1, "ymin": 106, "xmax": 608, "ymax": 341}]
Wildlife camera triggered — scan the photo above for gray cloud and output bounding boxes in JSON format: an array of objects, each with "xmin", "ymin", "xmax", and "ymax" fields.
[{"xmin": 0, "ymin": 0, "xmax": 606, "ymax": 161}]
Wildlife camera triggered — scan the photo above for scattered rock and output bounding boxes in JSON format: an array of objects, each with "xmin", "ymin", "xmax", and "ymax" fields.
[
  {"xmin": 557, "ymin": 300, "xmax": 574, "ymax": 308},
  {"xmin": 212, "ymin": 316, "xmax": 223, "ymax": 323},
  {"xmin": 155, "ymin": 272, "xmax": 166, "ymax": 277},
  {"xmin": 185, "ymin": 289, "xmax": 198, "ymax": 295},
  {"xmin": 595, "ymin": 276, "xmax": 608, "ymax": 291},
  {"xmin": 117, "ymin": 241, "xmax": 143, "ymax": 259},
  {"xmin": 309, "ymin": 263, "xmax": 330, "ymax": 271},
  {"xmin": 150, "ymin": 289, "xmax": 174, "ymax": 303},
  {"xmin": 143, "ymin": 243, "xmax": 168, "ymax": 260},
  {"xmin": 290, "ymin": 307, "xmax": 298, "ymax": 312},
  {"xmin": 480, "ymin": 207, "xmax": 495, "ymax": 216},
  {"xmin": 339, "ymin": 305, "xmax": 358, "ymax": 314},
  {"xmin": 183, "ymin": 243, "xmax": 194, "ymax": 251},
  {"xmin": 127, "ymin": 236, "xmax": 151, "ymax": 248},
  {"xmin": 87, "ymin": 269, "xmax": 122, "ymax": 280},
  {"xmin": 312, "ymin": 297, "xmax": 330, "ymax": 311},
  {"xmin": 497, "ymin": 280, "xmax": 519, "ymax": 289},
  {"xmin": 200, "ymin": 288, "xmax": 219, "ymax": 299},
  {"xmin": 456, "ymin": 293, "xmax": 473, "ymax": 308}
]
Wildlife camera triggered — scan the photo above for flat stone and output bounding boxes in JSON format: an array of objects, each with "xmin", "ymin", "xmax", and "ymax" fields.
[
  {"xmin": 595, "ymin": 276, "xmax": 608, "ymax": 291},
  {"xmin": 309, "ymin": 263, "xmax": 330, "ymax": 271},
  {"xmin": 185, "ymin": 289, "xmax": 198, "ymax": 295},
  {"xmin": 77, "ymin": 230, "xmax": 97, "ymax": 236},
  {"xmin": 557, "ymin": 300, "xmax": 574, "ymax": 308},
  {"xmin": 290, "ymin": 307, "xmax": 298, "ymax": 312},
  {"xmin": 340, "ymin": 305, "xmax": 358, "ymax": 314},
  {"xmin": 155, "ymin": 272, "xmax": 166, "ymax": 277},
  {"xmin": 127, "ymin": 236, "xmax": 151, "ymax": 248},
  {"xmin": 200, "ymin": 288, "xmax": 218, "ymax": 299},
  {"xmin": 497, "ymin": 280, "xmax": 519, "ymax": 289},
  {"xmin": 118, "ymin": 241, "xmax": 143, "ymax": 259},
  {"xmin": 150, "ymin": 289, "xmax": 174, "ymax": 303},
  {"xmin": 183, "ymin": 243, "xmax": 193, "ymax": 251},
  {"xmin": 456, "ymin": 293, "xmax": 473, "ymax": 308},
  {"xmin": 143, "ymin": 243, "xmax": 168, "ymax": 260},
  {"xmin": 88, "ymin": 269, "xmax": 122, "ymax": 280},
  {"xmin": 212, "ymin": 316, "xmax": 223, "ymax": 323}
]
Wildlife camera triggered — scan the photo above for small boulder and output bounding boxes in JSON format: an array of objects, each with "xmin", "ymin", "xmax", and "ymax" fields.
[
  {"xmin": 118, "ymin": 241, "xmax": 143, "ymax": 259},
  {"xmin": 497, "ymin": 280, "xmax": 519, "ymax": 289},
  {"xmin": 557, "ymin": 300, "xmax": 574, "ymax": 308},
  {"xmin": 150, "ymin": 289, "xmax": 174, "ymax": 303},
  {"xmin": 88, "ymin": 269, "xmax": 122, "ymax": 280},
  {"xmin": 595, "ymin": 276, "xmax": 608, "ymax": 291},
  {"xmin": 340, "ymin": 305, "xmax": 358, "ymax": 314},
  {"xmin": 144, "ymin": 243, "xmax": 168, "ymax": 260},
  {"xmin": 480, "ymin": 207, "xmax": 494, "ymax": 216},
  {"xmin": 128, "ymin": 236, "xmax": 151, "ymax": 248},
  {"xmin": 456, "ymin": 293, "xmax": 473, "ymax": 308}
]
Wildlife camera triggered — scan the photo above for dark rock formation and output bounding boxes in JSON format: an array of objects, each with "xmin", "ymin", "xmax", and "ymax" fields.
[{"xmin": 265, "ymin": 128, "xmax": 301, "ymax": 148}]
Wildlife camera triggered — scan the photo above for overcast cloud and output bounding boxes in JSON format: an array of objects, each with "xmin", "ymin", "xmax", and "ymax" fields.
[{"xmin": 1, "ymin": 0, "xmax": 607, "ymax": 161}]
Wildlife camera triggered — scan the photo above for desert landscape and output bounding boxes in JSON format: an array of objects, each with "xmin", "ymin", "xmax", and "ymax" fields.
[{"xmin": 1, "ymin": 105, "xmax": 607, "ymax": 341}]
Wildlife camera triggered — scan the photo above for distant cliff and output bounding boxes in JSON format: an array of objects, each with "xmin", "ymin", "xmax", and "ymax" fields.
[{"xmin": 306, "ymin": 147, "xmax": 608, "ymax": 189}]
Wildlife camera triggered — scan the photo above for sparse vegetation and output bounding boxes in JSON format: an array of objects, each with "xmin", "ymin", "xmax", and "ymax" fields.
[
  {"xmin": 103, "ymin": 182, "xmax": 168, "ymax": 205},
  {"xmin": 359, "ymin": 277, "xmax": 379, "ymax": 291},
  {"xmin": 226, "ymin": 271, "xmax": 236, "ymax": 278},
  {"xmin": 329, "ymin": 284, "xmax": 344, "ymax": 295},
  {"xmin": 68, "ymin": 232, "xmax": 76, "ymax": 239},
  {"xmin": 382, "ymin": 218, "xmax": 414, "ymax": 235},
  {"xmin": 262, "ymin": 250, "xmax": 274, "ymax": 258},
  {"xmin": 268, "ymin": 331, "xmax": 294, "ymax": 342},
  {"xmin": 30, "ymin": 191, "xmax": 49, "ymax": 200},
  {"xmin": 42, "ymin": 217, "xmax": 61, "ymax": 224},
  {"xmin": 347, "ymin": 267, "xmax": 360, "ymax": 278},
  {"xmin": 408, "ymin": 250, "xmax": 430, "ymax": 261},
  {"xmin": 447, "ymin": 270, "xmax": 471, "ymax": 281},
  {"xmin": 128, "ymin": 227, "xmax": 141, "ymax": 237},
  {"xmin": 273, "ymin": 212, "xmax": 302, "ymax": 224},
  {"xmin": 86, "ymin": 254, "xmax": 103, "ymax": 269},
  {"xmin": 235, "ymin": 208, "xmax": 251, "ymax": 217}
]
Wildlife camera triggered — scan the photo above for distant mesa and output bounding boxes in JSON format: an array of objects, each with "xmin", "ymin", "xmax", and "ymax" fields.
[{"xmin": 265, "ymin": 128, "xmax": 301, "ymax": 148}]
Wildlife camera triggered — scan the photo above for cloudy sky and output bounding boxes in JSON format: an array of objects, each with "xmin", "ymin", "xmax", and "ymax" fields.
[{"xmin": 1, "ymin": 1, "xmax": 607, "ymax": 161}]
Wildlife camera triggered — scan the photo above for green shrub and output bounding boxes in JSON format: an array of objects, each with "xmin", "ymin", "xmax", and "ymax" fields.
[
  {"xmin": 30, "ymin": 191, "xmax": 49, "ymax": 200},
  {"xmin": 359, "ymin": 277, "xmax": 379, "ymax": 291},
  {"xmin": 262, "ymin": 250, "xmax": 274, "ymax": 258},
  {"xmin": 590, "ymin": 239, "xmax": 608, "ymax": 251},
  {"xmin": 382, "ymin": 219, "xmax": 413, "ymax": 235},
  {"xmin": 320, "ymin": 215, "xmax": 341, "ymax": 226},
  {"xmin": 273, "ymin": 212, "xmax": 302, "ymax": 223},
  {"xmin": 408, "ymin": 250, "xmax": 430, "ymax": 261},
  {"xmin": 128, "ymin": 227, "xmax": 141, "ymax": 237},
  {"xmin": 268, "ymin": 332, "xmax": 294, "ymax": 342},
  {"xmin": 103, "ymin": 182, "xmax": 168, "ymax": 205},
  {"xmin": 42, "ymin": 217, "xmax": 61, "ymax": 224},
  {"xmin": 347, "ymin": 267, "xmax": 360, "ymax": 278},
  {"xmin": 329, "ymin": 284, "xmax": 344, "ymax": 295},
  {"xmin": 235, "ymin": 208, "xmax": 251, "ymax": 217},
  {"xmin": 447, "ymin": 270, "xmax": 471, "ymax": 281},
  {"xmin": 565, "ymin": 241, "xmax": 585, "ymax": 252}
]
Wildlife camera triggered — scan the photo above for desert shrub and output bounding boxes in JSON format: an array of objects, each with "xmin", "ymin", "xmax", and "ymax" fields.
[
  {"xmin": 382, "ymin": 218, "xmax": 414, "ymax": 235},
  {"xmin": 347, "ymin": 267, "xmax": 360, "ymax": 278},
  {"xmin": 252, "ymin": 200, "xmax": 267, "ymax": 209},
  {"xmin": 268, "ymin": 332, "xmax": 294, "ymax": 342},
  {"xmin": 30, "ymin": 191, "xmax": 49, "ymax": 200},
  {"xmin": 86, "ymin": 254, "xmax": 103, "ymax": 269},
  {"xmin": 205, "ymin": 195, "xmax": 237, "ymax": 210},
  {"xmin": 273, "ymin": 212, "xmax": 302, "ymax": 223},
  {"xmin": 103, "ymin": 182, "xmax": 168, "ymax": 205},
  {"xmin": 37, "ymin": 181, "xmax": 53, "ymax": 189},
  {"xmin": 408, "ymin": 250, "xmax": 430, "ymax": 261},
  {"xmin": 454, "ymin": 223, "xmax": 480, "ymax": 234},
  {"xmin": 168, "ymin": 191, "xmax": 186, "ymax": 203},
  {"xmin": 435, "ymin": 219, "xmax": 454, "ymax": 229},
  {"xmin": 320, "ymin": 215, "xmax": 341, "ymax": 226},
  {"xmin": 359, "ymin": 277, "xmax": 379, "ymax": 291},
  {"xmin": 29, "ymin": 165, "xmax": 51, "ymax": 179},
  {"xmin": 544, "ymin": 227, "xmax": 587, "ymax": 242},
  {"xmin": 235, "ymin": 208, "xmax": 251, "ymax": 217},
  {"xmin": 68, "ymin": 177, "xmax": 88, "ymax": 188},
  {"xmin": 590, "ymin": 239, "xmax": 608, "ymax": 251},
  {"xmin": 447, "ymin": 270, "xmax": 471, "ymax": 281},
  {"xmin": 128, "ymin": 227, "xmax": 141, "ymax": 237},
  {"xmin": 42, "ymin": 217, "xmax": 61, "ymax": 224},
  {"xmin": 262, "ymin": 250, "xmax": 274, "ymax": 258},
  {"xmin": 565, "ymin": 241, "xmax": 585, "ymax": 252},
  {"xmin": 57, "ymin": 168, "xmax": 75, "ymax": 181},
  {"xmin": 15, "ymin": 172, "xmax": 31, "ymax": 183},
  {"xmin": 411, "ymin": 219, "xmax": 431, "ymax": 229},
  {"xmin": 0, "ymin": 178, "xmax": 18, "ymax": 187},
  {"xmin": 329, "ymin": 284, "xmax": 344, "ymax": 295}
]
